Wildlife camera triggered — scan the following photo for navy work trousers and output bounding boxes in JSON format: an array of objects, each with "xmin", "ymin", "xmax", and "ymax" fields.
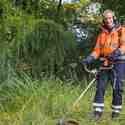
[{"xmin": 93, "ymin": 63, "xmax": 125, "ymax": 113}]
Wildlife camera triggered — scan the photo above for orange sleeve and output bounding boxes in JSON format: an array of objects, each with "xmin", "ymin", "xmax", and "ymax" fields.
[
  {"xmin": 119, "ymin": 27, "xmax": 125, "ymax": 54},
  {"xmin": 91, "ymin": 34, "xmax": 101, "ymax": 59}
]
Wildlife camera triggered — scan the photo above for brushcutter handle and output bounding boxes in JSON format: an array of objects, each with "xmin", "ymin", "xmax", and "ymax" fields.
[{"xmin": 83, "ymin": 64, "xmax": 97, "ymax": 75}]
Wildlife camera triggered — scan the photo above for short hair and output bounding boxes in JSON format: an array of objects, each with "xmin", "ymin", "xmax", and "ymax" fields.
[{"xmin": 102, "ymin": 9, "xmax": 115, "ymax": 18}]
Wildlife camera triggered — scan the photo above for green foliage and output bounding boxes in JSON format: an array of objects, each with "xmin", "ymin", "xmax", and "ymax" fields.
[
  {"xmin": 12, "ymin": 0, "xmax": 39, "ymax": 14},
  {"xmin": 103, "ymin": 0, "xmax": 125, "ymax": 16},
  {"xmin": 0, "ymin": 0, "xmax": 100, "ymax": 82},
  {"xmin": 0, "ymin": 0, "xmax": 79, "ymax": 80},
  {"xmin": 0, "ymin": 75, "xmax": 125, "ymax": 125},
  {"xmin": 12, "ymin": 0, "xmax": 58, "ymax": 20},
  {"xmin": 101, "ymin": 0, "xmax": 125, "ymax": 23},
  {"xmin": 38, "ymin": 0, "xmax": 57, "ymax": 19},
  {"xmin": 17, "ymin": 19, "xmax": 77, "ymax": 77}
]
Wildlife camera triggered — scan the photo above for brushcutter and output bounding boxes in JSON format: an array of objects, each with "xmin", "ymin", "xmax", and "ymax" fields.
[
  {"xmin": 56, "ymin": 64, "xmax": 97, "ymax": 125},
  {"xmin": 72, "ymin": 64, "xmax": 97, "ymax": 109}
]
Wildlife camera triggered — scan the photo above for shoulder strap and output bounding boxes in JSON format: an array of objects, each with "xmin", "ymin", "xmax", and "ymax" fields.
[
  {"xmin": 119, "ymin": 27, "xmax": 125, "ymax": 43},
  {"xmin": 118, "ymin": 27, "xmax": 122, "ymax": 38}
]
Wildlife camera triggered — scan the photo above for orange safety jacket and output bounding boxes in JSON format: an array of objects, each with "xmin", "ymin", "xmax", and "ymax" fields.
[{"xmin": 91, "ymin": 24, "xmax": 125, "ymax": 66}]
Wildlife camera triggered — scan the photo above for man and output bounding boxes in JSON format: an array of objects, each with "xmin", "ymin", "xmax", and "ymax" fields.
[{"xmin": 82, "ymin": 9, "xmax": 125, "ymax": 120}]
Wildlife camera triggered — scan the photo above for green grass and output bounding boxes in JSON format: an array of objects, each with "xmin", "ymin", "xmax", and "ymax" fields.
[{"xmin": 0, "ymin": 75, "xmax": 125, "ymax": 125}]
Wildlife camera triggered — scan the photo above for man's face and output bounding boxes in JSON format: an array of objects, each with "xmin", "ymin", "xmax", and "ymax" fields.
[{"xmin": 104, "ymin": 12, "xmax": 114, "ymax": 29}]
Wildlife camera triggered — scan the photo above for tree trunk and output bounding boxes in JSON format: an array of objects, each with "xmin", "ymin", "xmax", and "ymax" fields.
[{"xmin": 57, "ymin": 0, "xmax": 62, "ymax": 15}]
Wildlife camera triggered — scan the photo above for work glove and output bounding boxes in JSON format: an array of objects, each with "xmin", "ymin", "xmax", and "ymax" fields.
[
  {"xmin": 109, "ymin": 49, "xmax": 122, "ymax": 61},
  {"xmin": 81, "ymin": 55, "xmax": 95, "ymax": 65}
]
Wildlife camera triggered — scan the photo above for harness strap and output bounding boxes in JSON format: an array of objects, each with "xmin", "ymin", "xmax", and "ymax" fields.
[{"xmin": 99, "ymin": 65, "xmax": 113, "ymax": 70}]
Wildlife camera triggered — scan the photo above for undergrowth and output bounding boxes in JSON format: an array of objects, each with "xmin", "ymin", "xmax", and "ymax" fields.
[{"xmin": 0, "ymin": 74, "xmax": 124, "ymax": 125}]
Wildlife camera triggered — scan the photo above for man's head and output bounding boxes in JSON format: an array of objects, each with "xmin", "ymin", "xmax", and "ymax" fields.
[{"xmin": 102, "ymin": 9, "xmax": 115, "ymax": 29}]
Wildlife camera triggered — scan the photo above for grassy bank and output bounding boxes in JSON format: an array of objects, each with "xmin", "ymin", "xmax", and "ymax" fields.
[{"xmin": 0, "ymin": 75, "xmax": 125, "ymax": 125}]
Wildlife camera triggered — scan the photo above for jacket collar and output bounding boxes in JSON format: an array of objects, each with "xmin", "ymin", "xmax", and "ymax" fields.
[{"xmin": 101, "ymin": 22, "xmax": 121, "ymax": 34}]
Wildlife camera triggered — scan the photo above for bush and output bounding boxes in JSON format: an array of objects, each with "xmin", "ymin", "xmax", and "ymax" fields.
[{"xmin": 18, "ymin": 19, "xmax": 78, "ymax": 78}]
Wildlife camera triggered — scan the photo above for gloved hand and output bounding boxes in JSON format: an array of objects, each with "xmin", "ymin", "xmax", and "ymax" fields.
[
  {"xmin": 81, "ymin": 55, "xmax": 95, "ymax": 65},
  {"xmin": 109, "ymin": 49, "xmax": 122, "ymax": 61}
]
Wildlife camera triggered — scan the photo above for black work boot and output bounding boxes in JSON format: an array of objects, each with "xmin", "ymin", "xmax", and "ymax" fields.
[
  {"xmin": 93, "ymin": 111, "xmax": 102, "ymax": 121},
  {"xmin": 111, "ymin": 112, "xmax": 120, "ymax": 119}
]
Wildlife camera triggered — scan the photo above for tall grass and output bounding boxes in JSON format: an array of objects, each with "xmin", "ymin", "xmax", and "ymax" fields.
[{"xmin": 0, "ymin": 73, "xmax": 125, "ymax": 125}]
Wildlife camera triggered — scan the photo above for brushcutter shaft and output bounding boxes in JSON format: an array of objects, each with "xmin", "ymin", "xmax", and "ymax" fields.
[{"xmin": 72, "ymin": 78, "xmax": 96, "ymax": 108}]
